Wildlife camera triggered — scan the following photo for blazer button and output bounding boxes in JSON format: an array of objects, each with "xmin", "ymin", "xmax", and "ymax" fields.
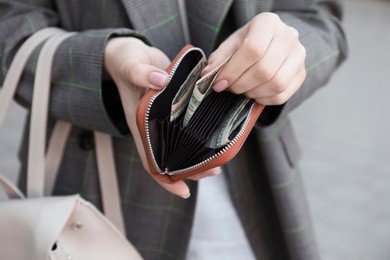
[{"xmin": 78, "ymin": 131, "xmax": 94, "ymax": 151}]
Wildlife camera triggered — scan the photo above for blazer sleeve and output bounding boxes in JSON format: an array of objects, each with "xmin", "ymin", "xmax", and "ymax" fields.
[
  {"xmin": 258, "ymin": 0, "xmax": 348, "ymax": 126},
  {"xmin": 0, "ymin": 0, "xmax": 146, "ymax": 136}
]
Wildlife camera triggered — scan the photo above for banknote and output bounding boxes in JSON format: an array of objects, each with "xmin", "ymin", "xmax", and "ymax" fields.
[
  {"xmin": 206, "ymin": 97, "xmax": 252, "ymax": 148},
  {"xmin": 170, "ymin": 57, "xmax": 207, "ymax": 121},
  {"xmin": 183, "ymin": 57, "xmax": 230, "ymax": 126}
]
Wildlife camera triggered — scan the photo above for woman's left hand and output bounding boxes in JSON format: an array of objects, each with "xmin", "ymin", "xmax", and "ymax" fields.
[{"xmin": 204, "ymin": 12, "xmax": 306, "ymax": 105}]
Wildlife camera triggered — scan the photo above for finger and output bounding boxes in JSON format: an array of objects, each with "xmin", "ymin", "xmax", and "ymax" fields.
[
  {"xmin": 244, "ymin": 42, "xmax": 306, "ymax": 99},
  {"xmin": 212, "ymin": 14, "xmax": 279, "ymax": 92},
  {"xmin": 155, "ymin": 178, "xmax": 191, "ymax": 199},
  {"xmin": 203, "ymin": 27, "xmax": 247, "ymax": 76},
  {"xmin": 148, "ymin": 47, "xmax": 171, "ymax": 70},
  {"xmin": 228, "ymin": 26, "xmax": 299, "ymax": 96},
  {"xmin": 125, "ymin": 62, "xmax": 169, "ymax": 90},
  {"xmin": 254, "ymin": 67, "xmax": 306, "ymax": 105},
  {"xmin": 187, "ymin": 167, "xmax": 222, "ymax": 181}
]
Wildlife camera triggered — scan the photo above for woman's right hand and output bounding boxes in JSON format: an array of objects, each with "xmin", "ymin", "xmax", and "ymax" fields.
[{"xmin": 104, "ymin": 38, "xmax": 220, "ymax": 199}]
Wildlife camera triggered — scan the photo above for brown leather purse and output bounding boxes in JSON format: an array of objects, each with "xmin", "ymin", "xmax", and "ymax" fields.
[{"xmin": 137, "ymin": 45, "xmax": 264, "ymax": 183}]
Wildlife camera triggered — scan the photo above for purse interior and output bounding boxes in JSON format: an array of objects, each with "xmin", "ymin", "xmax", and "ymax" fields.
[{"xmin": 147, "ymin": 49, "xmax": 254, "ymax": 173}]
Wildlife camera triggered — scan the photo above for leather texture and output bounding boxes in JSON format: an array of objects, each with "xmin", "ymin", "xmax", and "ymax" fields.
[
  {"xmin": 0, "ymin": 28, "xmax": 142, "ymax": 260},
  {"xmin": 1, "ymin": 194, "xmax": 79, "ymax": 260},
  {"xmin": 50, "ymin": 197, "xmax": 142, "ymax": 260}
]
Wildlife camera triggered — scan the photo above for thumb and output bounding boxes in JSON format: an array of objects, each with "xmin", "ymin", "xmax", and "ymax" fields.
[
  {"xmin": 156, "ymin": 179, "xmax": 191, "ymax": 199},
  {"xmin": 125, "ymin": 62, "xmax": 170, "ymax": 90}
]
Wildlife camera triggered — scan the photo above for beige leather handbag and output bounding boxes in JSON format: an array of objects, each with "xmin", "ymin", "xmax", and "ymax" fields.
[{"xmin": 0, "ymin": 28, "xmax": 143, "ymax": 260}]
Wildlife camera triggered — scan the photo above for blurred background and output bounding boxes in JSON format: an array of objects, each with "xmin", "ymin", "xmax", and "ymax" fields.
[
  {"xmin": 0, "ymin": 0, "xmax": 389, "ymax": 259},
  {"xmin": 291, "ymin": 0, "xmax": 390, "ymax": 259}
]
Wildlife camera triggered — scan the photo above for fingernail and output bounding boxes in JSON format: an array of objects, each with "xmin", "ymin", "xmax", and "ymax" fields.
[
  {"xmin": 202, "ymin": 65, "xmax": 211, "ymax": 75},
  {"xmin": 213, "ymin": 79, "xmax": 229, "ymax": 92},
  {"xmin": 149, "ymin": 72, "xmax": 168, "ymax": 88},
  {"xmin": 182, "ymin": 192, "xmax": 191, "ymax": 199}
]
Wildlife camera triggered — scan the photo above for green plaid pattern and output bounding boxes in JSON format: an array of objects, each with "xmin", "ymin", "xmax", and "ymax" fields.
[{"xmin": 0, "ymin": 0, "xmax": 347, "ymax": 259}]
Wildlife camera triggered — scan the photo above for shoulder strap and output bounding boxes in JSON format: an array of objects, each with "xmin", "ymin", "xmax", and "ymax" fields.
[
  {"xmin": 27, "ymin": 31, "xmax": 76, "ymax": 198},
  {"xmin": 44, "ymin": 120, "xmax": 72, "ymax": 195},
  {"xmin": 28, "ymin": 30, "xmax": 125, "ymax": 233},
  {"xmin": 0, "ymin": 28, "xmax": 64, "ymax": 126},
  {"xmin": 0, "ymin": 175, "xmax": 24, "ymax": 199},
  {"xmin": 94, "ymin": 132, "xmax": 126, "ymax": 233}
]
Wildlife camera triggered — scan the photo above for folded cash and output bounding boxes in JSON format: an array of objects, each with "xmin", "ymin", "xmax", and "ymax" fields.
[
  {"xmin": 170, "ymin": 57, "xmax": 206, "ymax": 121},
  {"xmin": 183, "ymin": 57, "xmax": 230, "ymax": 126},
  {"xmin": 206, "ymin": 96, "xmax": 251, "ymax": 148}
]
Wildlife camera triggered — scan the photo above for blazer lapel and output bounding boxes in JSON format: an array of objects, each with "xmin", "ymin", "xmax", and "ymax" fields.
[
  {"xmin": 186, "ymin": 0, "xmax": 234, "ymax": 55},
  {"xmin": 120, "ymin": 0, "xmax": 232, "ymax": 55},
  {"xmin": 232, "ymin": 0, "xmax": 273, "ymax": 27},
  {"xmin": 186, "ymin": 0, "xmax": 271, "ymax": 54},
  {"xmin": 120, "ymin": 0, "xmax": 186, "ymax": 59},
  {"xmin": 119, "ymin": 0, "xmax": 273, "ymax": 57}
]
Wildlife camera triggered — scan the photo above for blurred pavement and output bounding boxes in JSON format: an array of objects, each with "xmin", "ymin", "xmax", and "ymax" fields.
[{"xmin": 0, "ymin": 0, "xmax": 389, "ymax": 259}]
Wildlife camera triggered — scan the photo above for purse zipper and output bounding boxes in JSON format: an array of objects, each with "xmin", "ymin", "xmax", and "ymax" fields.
[{"xmin": 144, "ymin": 47, "xmax": 254, "ymax": 176}]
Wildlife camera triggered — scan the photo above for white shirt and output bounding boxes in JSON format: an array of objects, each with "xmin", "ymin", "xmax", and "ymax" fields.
[{"xmin": 186, "ymin": 173, "xmax": 256, "ymax": 260}]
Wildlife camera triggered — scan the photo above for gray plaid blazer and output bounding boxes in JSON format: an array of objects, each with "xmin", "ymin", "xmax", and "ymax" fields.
[{"xmin": 0, "ymin": 0, "xmax": 347, "ymax": 259}]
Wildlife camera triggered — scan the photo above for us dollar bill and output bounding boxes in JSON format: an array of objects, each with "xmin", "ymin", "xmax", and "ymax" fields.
[
  {"xmin": 183, "ymin": 57, "xmax": 230, "ymax": 126},
  {"xmin": 206, "ymin": 97, "xmax": 252, "ymax": 148},
  {"xmin": 170, "ymin": 57, "xmax": 207, "ymax": 121}
]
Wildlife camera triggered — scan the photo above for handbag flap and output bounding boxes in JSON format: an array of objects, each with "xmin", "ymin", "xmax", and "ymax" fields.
[
  {"xmin": 0, "ymin": 195, "xmax": 79, "ymax": 260},
  {"xmin": 52, "ymin": 199, "xmax": 143, "ymax": 260}
]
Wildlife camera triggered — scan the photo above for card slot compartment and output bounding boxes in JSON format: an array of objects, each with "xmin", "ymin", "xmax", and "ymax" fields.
[
  {"xmin": 166, "ymin": 120, "xmax": 185, "ymax": 166},
  {"xmin": 186, "ymin": 93, "xmax": 223, "ymax": 134},
  {"xmin": 186, "ymin": 91, "xmax": 237, "ymax": 140},
  {"xmin": 149, "ymin": 50, "xmax": 204, "ymax": 121},
  {"xmin": 178, "ymin": 146, "xmax": 216, "ymax": 169},
  {"xmin": 149, "ymin": 92, "xmax": 242, "ymax": 171},
  {"xmin": 162, "ymin": 118, "xmax": 171, "ymax": 169},
  {"xmin": 148, "ymin": 119, "xmax": 164, "ymax": 167},
  {"xmin": 170, "ymin": 127, "xmax": 205, "ymax": 161},
  {"xmin": 150, "ymin": 118, "xmax": 216, "ymax": 171},
  {"xmin": 164, "ymin": 130, "xmax": 212, "ymax": 171}
]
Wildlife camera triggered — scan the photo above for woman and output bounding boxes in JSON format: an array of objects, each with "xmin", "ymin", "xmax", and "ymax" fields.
[{"xmin": 0, "ymin": 0, "xmax": 347, "ymax": 259}]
